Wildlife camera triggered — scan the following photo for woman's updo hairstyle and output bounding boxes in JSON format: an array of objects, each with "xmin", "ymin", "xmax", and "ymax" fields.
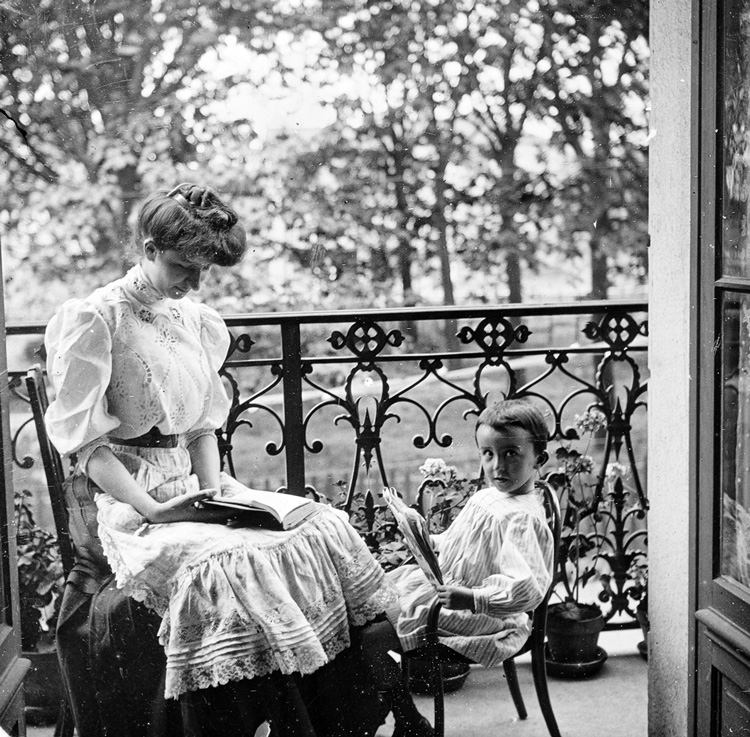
[{"xmin": 135, "ymin": 183, "xmax": 246, "ymax": 267}]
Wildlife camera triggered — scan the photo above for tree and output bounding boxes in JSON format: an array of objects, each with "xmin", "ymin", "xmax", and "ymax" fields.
[
  {"xmin": 277, "ymin": 0, "xmax": 649, "ymax": 304},
  {"xmin": 1, "ymin": 0, "xmax": 649, "ymax": 321},
  {"xmin": 537, "ymin": 0, "xmax": 650, "ymax": 298},
  {"xmin": 0, "ymin": 0, "xmax": 278, "ymax": 316}
]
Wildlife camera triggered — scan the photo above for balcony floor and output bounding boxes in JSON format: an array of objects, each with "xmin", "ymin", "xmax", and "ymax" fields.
[
  {"xmin": 27, "ymin": 631, "xmax": 646, "ymax": 737},
  {"xmin": 376, "ymin": 628, "xmax": 647, "ymax": 737}
]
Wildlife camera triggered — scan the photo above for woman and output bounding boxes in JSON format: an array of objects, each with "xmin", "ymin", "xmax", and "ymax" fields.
[{"xmin": 44, "ymin": 184, "xmax": 402, "ymax": 735}]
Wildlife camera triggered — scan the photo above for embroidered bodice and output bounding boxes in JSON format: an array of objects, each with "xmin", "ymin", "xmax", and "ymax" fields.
[{"xmin": 44, "ymin": 264, "xmax": 231, "ymax": 456}]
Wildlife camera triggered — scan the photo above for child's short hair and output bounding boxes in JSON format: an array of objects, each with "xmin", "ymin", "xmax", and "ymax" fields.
[{"xmin": 475, "ymin": 399, "xmax": 549, "ymax": 456}]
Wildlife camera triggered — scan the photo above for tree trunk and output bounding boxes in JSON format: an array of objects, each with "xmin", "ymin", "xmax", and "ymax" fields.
[
  {"xmin": 116, "ymin": 163, "xmax": 142, "ymax": 251},
  {"xmin": 397, "ymin": 239, "xmax": 413, "ymax": 296},
  {"xmin": 589, "ymin": 233, "xmax": 610, "ymax": 300},
  {"xmin": 506, "ymin": 249, "xmax": 523, "ymax": 303},
  {"xmin": 432, "ymin": 157, "xmax": 458, "ymax": 356}
]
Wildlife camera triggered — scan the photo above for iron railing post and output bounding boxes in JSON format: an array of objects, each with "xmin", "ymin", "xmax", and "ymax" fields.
[{"xmin": 280, "ymin": 321, "xmax": 306, "ymax": 496}]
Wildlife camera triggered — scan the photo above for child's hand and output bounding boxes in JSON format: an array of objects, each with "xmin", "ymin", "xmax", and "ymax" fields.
[{"xmin": 435, "ymin": 584, "xmax": 475, "ymax": 612}]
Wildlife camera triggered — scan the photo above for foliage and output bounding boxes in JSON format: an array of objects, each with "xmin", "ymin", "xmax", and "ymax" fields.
[
  {"xmin": 415, "ymin": 458, "xmax": 479, "ymax": 535},
  {"xmin": 536, "ymin": 0, "xmax": 650, "ymax": 298},
  {"xmin": 545, "ymin": 407, "xmax": 609, "ymax": 618},
  {"xmin": 344, "ymin": 458, "xmax": 479, "ymax": 570},
  {"xmin": 626, "ymin": 554, "xmax": 648, "ymax": 613},
  {"xmin": 301, "ymin": 0, "xmax": 650, "ymax": 303},
  {"xmin": 545, "ymin": 406, "xmax": 648, "ymax": 620},
  {"xmin": 2, "ymin": 0, "xmax": 649, "ymax": 322},
  {"xmin": 14, "ymin": 490, "xmax": 64, "ymax": 651},
  {"xmin": 0, "ymin": 0, "xmax": 284, "ymax": 317}
]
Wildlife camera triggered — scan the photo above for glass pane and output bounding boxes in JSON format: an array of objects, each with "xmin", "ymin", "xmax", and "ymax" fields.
[
  {"xmin": 722, "ymin": 3, "xmax": 750, "ymax": 277},
  {"xmin": 720, "ymin": 292, "xmax": 750, "ymax": 587}
]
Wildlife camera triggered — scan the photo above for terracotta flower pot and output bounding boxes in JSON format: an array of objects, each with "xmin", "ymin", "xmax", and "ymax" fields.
[
  {"xmin": 546, "ymin": 603, "xmax": 606, "ymax": 666},
  {"xmin": 406, "ymin": 659, "xmax": 471, "ymax": 695},
  {"xmin": 636, "ymin": 606, "xmax": 649, "ymax": 660}
]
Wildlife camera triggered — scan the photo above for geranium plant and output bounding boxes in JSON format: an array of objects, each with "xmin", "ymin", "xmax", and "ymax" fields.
[
  {"xmin": 414, "ymin": 458, "xmax": 479, "ymax": 534},
  {"xmin": 545, "ymin": 407, "xmax": 610, "ymax": 622},
  {"xmin": 15, "ymin": 489, "xmax": 64, "ymax": 652},
  {"xmin": 344, "ymin": 458, "xmax": 479, "ymax": 570}
]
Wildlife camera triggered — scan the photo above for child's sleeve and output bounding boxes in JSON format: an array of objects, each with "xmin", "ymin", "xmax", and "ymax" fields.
[{"xmin": 472, "ymin": 513, "xmax": 554, "ymax": 617}]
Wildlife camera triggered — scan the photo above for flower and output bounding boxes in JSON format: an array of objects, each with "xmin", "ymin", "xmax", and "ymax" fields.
[
  {"xmin": 418, "ymin": 458, "xmax": 458, "ymax": 485},
  {"xmin": 605, "ymin": 462, "xmax": 629, "ymax": 481},
  {"xmin": 560, "ymin": 453, "xmax": 595, "ymax": 477},
  {"xmin": 344, "ymin": 459, "xmax": 479, "ymax": 570},
  {"xmin": 574, "ymin": 407, "xmax": 607, "ymax": 435}
]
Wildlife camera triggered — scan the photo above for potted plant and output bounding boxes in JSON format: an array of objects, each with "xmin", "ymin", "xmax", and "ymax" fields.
[
  {"xmin": 544, "ymin": 409, "xmax": 609, "ymax": 678},
  {"xmin": 628, "ymin": 558, "xmax": 649, "ymax": 660},
  {"xmin": 15, "ymin": 489, "xmax": 65, "ymax": 724}
]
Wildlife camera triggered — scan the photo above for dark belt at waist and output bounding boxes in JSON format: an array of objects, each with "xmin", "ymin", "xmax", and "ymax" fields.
[{"xmin": 110, "ymin": 427, "xmax": 179, "ymax": 448}]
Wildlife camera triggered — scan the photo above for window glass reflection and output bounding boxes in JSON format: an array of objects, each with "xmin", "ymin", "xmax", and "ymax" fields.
[
  {"xmin": 721, "ymin": 293, "xmax": 750, "ymax": 587},
  {"xmin": 723, "ymin": 3, "xmax": 750, "ymax": 277}
]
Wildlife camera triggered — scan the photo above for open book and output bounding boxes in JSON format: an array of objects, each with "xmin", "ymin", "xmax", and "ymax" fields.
[
  {"xmin": 382, "ymin": 487, "xmax": 442, "ymax": 586},
  {"xmin": 204, "ymin": 478, "xmax": 319, "ymax": 530}
]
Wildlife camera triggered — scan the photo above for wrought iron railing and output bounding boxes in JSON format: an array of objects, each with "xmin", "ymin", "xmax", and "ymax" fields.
[{"xmin": 7, "ymin": 300, "xmax": 648, "ymax": 626}]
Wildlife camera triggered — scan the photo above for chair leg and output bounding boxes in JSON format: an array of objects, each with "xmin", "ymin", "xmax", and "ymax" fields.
[
  {"xmin": 503, "ymin": 658, "xmax": 527, "ymax": 720},
  {"xmin": 53, "ymin": 695, "xmax": 75, "ymax": 737},
  {"xmin": 430, "ymin": 653, "xmax": 445, "ymax": 737},
  {"xmin": 530, "ymin": 650, "xmax": 562, "ymax": 737}
]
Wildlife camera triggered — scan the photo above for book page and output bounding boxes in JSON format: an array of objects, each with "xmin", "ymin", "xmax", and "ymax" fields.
[
  {"xmin": 204, "ymin": 475, "xmax": 317, "ymax": 528},
  {"xmin": 212, "ymin": 487, "xmax": 313, "ymax": 516},
  {"xmin": 382, "ymin": 488, "xmax": 442, "ymax": 586}
]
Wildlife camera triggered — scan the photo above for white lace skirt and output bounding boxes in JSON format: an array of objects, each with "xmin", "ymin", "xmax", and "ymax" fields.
[{"xmin": 95, "ymin": 444, "xmax": 396, "ymax": 698}]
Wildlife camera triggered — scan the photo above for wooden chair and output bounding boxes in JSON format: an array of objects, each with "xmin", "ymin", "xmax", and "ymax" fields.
[
  {"xmin": 25, "ymin": 365, "xmax": 183, "ymax": 737},
  {"xmin": 401, "ymin": 480, "xmax": 563, "ymax": 737},
  {"xmin": 25, "ymin": 365, "xmax": 76, "ymax": 737}
]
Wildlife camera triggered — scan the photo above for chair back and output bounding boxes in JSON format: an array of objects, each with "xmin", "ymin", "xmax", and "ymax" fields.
[
  {"xmin": 529, "ymin": 479, "xmax": 563, "ymax": 647},
  {"xmin": 25, "ymin": 365, "xmax": 76, "ymax": 577}
]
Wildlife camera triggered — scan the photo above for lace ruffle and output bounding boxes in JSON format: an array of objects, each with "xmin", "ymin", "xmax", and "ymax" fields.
[
  {"xmin": 169, "ymin": 626, "xmax": 351, "ymax": 697},
  {"xmin": 99, "ymin": 503, "xmax": 395, "ymax": 698},
  {"xmin": 98, "ymin": 524, "xmax": 170, "ymax": 613}
]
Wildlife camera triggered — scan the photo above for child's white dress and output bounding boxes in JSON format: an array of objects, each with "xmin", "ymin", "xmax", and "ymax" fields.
[
  {"xmin": 388, "ymin": 486, "xmax": 554, "ymax": 665},
  {"xmin": 44, "ymin": 264, "xmax": 396, "ymax": 699}
]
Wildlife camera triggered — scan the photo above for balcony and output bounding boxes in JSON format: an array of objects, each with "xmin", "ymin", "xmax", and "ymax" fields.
[{"xmin": 7, "ymin": 300, "xmax": 648, "ymax": 735}]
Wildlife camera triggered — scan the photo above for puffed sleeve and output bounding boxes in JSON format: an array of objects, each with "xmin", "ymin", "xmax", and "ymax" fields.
[
  {"xmin": 184, "ymin": 304, "xmax": 231, "ymax": 448},
  {"xmin": 199, "ymin": 304, "xmax": 231, "ymax": 373},
  {"xmin": 44, "ymin": 299, "xmax": 120, "ymax": 458},
  {"xmin": 472, "ymin": 512, "xmax": 554, "ymax": 618}
]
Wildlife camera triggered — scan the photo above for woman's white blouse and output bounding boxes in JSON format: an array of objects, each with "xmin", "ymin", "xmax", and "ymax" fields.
[{"xmin": 44, "ymin": 264, "xmax": 231, "ymax": 460}]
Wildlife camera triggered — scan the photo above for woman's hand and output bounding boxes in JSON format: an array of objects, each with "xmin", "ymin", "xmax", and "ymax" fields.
[
  {"xmin": 147, "ymin": 488, "xmax": 235, "ymax": 525},
  {"xmin": 436, "ymin": 584, "xmax": 475, "ymax": 612}
]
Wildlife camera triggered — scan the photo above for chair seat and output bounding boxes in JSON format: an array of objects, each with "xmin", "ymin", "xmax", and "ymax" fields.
[{"xmin": 404, "ymin": 643, "xmax": 474, "ymax": 666}]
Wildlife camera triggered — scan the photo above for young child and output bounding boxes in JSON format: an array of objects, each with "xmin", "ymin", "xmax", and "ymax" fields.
[
  {"xmin": 359, "ymin": 399, "xmax": 555, "ymax": 735},
  {"xmin": 388, "ymin": 398, "xmax": 555, "ymax": 666}
]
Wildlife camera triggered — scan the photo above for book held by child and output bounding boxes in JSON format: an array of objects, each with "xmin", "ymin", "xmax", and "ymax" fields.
[{"xmin": 382, "ymin": 487, "xmax": 442, "ymax": 586}]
